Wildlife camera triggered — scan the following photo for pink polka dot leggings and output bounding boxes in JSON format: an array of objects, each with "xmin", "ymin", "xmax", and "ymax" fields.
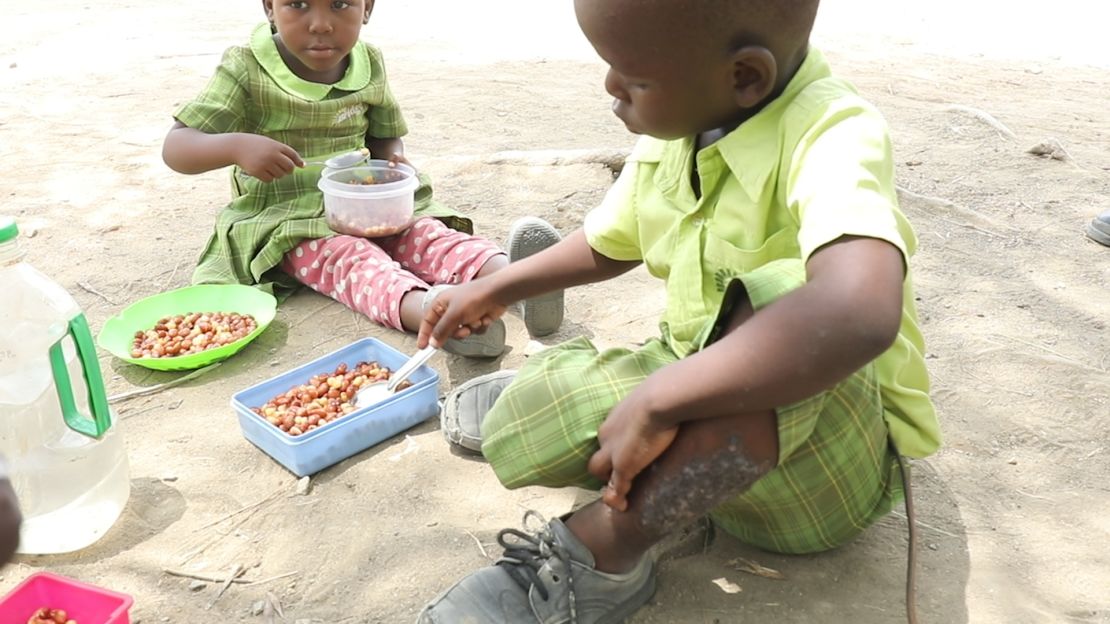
[{"xmin": 281, "ymin": 217, "xmax": 504, "ymax": 330}]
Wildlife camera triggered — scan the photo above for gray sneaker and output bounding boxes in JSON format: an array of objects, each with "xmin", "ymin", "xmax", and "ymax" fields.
[
  {"xmin": 441, "ymin": 369, "xmax": 517, "ymax": 454},
  {"xmin": 423, "ymin": 285, "xmax": 506, "ymax": 358},
  {"xmin": 508, "ymin": 217, "xmax": 565, "ymax": 337},
  {"xmin": 1087, "ymin": 209, "xmax": 1110, "ymax": 247},
  {"xmin": 416, "ymin": 512, "xmax": 656, "ymax": 624}
]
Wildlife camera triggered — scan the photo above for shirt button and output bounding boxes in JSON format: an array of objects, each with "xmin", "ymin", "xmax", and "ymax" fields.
[{"xmin": 692, "ymin": 218, "xmax": 705, "ymax": 227}]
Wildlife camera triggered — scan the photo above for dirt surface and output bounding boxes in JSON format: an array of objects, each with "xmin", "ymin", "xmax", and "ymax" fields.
[{"xmin": 2, "ymin": 2, "xmax": 1108, "ymax": 623}]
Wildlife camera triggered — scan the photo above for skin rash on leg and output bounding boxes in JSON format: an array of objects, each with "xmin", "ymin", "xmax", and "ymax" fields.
[
  {"xmin": 638, "ymin": 433, "xmax": 771, "ymax": 533},
  {"xmin": 568, "ymin": 293, "xmax": 780, "ymax": 573},
  {"xmin": 572, "ymin": 410, "xmax": 778, "ymax": 573}
]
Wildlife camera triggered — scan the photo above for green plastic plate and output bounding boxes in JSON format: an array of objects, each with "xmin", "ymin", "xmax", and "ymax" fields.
[{"xmin": 97, "ymin": 284, "xmax": 277, "ymax": 371}]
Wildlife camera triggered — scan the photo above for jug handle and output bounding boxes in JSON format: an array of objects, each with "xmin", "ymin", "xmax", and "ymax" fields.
[{"xmin": 49, "ymin": 314, "xmax": 112, "ymax": 438}]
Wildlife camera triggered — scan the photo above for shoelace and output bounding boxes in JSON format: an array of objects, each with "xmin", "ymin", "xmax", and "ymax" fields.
[{"xmin": 494, "ymin": 511, "xmax": 579, "ymax": 623}]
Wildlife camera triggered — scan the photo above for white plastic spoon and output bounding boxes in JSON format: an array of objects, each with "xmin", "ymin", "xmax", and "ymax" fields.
[
  {"xmin": 306, "ymin": 148, "xmax": 370, "ymax": 169},
  {"xmin": 353, "ymin": 345, "xmax": 437, "ymax": 408},
  {"xmin": 243, "ymin": 149, "xmax": 370, "ymax": 178}
]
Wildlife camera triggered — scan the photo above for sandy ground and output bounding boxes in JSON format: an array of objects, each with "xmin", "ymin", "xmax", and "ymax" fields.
[{"xmin": 1, "ymin": 1, "xmax": 1108, "ymax": 622}]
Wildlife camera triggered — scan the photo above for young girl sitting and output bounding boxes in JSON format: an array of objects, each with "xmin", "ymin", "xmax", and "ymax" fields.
[{"xmin": 161, "ymin": 0, "xmax": 562, "ymax": 357}]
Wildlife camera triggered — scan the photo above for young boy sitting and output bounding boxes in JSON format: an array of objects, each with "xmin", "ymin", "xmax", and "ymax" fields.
[
  {"xmin": 415, "ymin": 0, "xmax": 941, "ymax": 621},
  {"xmin": 0, "ymin": 457, "xmax": 21, "ymax": 565}
]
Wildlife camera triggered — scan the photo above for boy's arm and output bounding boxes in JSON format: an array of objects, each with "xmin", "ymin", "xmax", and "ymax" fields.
[
  {"xmin": 494, "ymin": 228, "xmax": 640, "ymax": 300},
  {"xmin": 162, "ymin": 121, "xmax": 303, "ymax": 182},
  {"xmin": 419, "ymin": 229, "xmax": 640, "ymax": 348},
  {"xmin": 645, "ymin": 235, "xmax": 904, "ymax": 424},
  {"xmin": 593, "ymin": 235, "xmax": 904, "ymax": 509}
]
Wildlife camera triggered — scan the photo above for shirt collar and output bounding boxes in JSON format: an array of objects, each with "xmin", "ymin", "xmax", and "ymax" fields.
[
  {"xmin": 709, "ymin": 47, "xmax": 833, "ymax": 201},
  {"xmin": 249, "ymin": 22, "xmax": 372, "ymax": 101}
]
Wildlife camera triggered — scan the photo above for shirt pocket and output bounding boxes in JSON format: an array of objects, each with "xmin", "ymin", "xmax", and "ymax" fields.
[{"xmin": 703, "ymin": 227, "xmax": 799, "ymax": 293}]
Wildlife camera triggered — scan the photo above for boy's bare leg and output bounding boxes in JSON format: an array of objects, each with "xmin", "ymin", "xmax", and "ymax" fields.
[
  {"xmin": 569, "ymin": 295, "xmax": 775, "ymax": 573},
  {"xmin": 569, "ymin": 406, "xmax": 778, "ymax": 573}
]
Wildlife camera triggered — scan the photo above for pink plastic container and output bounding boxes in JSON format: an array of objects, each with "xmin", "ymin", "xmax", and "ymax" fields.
[{"xmin": 0, "ymin": 572, "xmax": 133, "ymax": 624}]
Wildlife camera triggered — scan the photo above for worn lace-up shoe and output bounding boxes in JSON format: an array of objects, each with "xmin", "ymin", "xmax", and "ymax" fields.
[
  {"xmin": 508, "ymin": 217, "xmax": 565, "ymax": 337},
  {"xmin": 1086, "ymin": 209, "xmax": 1110, "ymax": 247},
  {"xmin": 423, "ymin": 285, "xmax": 506, "ymax": 358},
  {"xmin": 441, "ymin": 369, "xmax": 517, "ymax": 454},
  {"xmin": 417, "ymin": 512, "xmax": 656, "ymax": 624}
]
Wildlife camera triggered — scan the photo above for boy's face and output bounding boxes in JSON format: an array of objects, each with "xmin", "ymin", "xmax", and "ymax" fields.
[
  {"xmin": 574, "ymin": 0, "xmax": 746, "ymax": 140},
  {"xmin": 264, "ymin": 0, "xmax": 372, "ymax": 82}
]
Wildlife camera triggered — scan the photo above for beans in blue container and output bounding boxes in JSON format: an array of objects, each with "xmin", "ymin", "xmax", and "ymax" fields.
[{"xmin": 253, "ymin": 361, "xmax": 411, "ymax": 437}]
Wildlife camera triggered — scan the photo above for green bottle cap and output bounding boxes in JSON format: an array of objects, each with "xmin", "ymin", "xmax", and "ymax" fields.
[{"xmin": 0, "ymin": 217, "xmax": 17, "ymax": 243}]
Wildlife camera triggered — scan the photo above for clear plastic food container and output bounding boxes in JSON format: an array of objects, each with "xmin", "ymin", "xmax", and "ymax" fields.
[{"xmin": 318, "ymin": 160, "xmax": 419, "ymax": 238}]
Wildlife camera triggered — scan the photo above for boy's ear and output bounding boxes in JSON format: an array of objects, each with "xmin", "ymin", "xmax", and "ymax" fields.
[
  {"xmin": 261, "ymin": 0, "xmax": 274, "ymax": 23},
  {"xmin": 730, "ymin": 46, "xmax": 778, "ymax": 109},
  {"xmin": 364, "ymin": 0, "xmax": 375, "ymax": 23}
]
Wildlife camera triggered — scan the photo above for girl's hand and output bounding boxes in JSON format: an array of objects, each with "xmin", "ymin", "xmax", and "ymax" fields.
[
  {"xmin": 386, "ymin": 152, "xmax": 415, "ymax": 172},
  {"xmin": 418, "ymin": 281, "xmax": 507, "ymax": 349},
  {"xmin": 233, "ymin": 135, "xmax": 303, "ymax": 182},
  {"xmin": 587, "ymin": 379, "xmax": 678, "ymax": 512}
]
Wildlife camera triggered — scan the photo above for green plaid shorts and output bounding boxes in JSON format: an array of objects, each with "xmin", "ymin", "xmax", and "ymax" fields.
[{"xmin": 482, "ymin": 269, "xmax": 905, "ymax": 555}]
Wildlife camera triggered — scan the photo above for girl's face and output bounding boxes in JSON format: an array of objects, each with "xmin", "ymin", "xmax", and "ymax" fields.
[{"xmin": 264, "ymin": 0, "xmax": 372, "ymax": 84}]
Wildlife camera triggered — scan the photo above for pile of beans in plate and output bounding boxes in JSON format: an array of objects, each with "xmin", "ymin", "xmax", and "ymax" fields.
[{"xmin": 131, "ymin": 312, "xmax": 257, "ymax": 358}]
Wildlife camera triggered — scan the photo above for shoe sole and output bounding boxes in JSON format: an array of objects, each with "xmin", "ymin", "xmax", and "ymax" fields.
[
  {"xmin": 442, "ymin": 318, "xmax": 506, "ymax": 358},
  {"xmin": 508, "ymin": 218, "xmax": 564, "ymax": 337},
  {"xmin": 595, "ymin": 565, "xmax": 658, "ymax": 624},
  {"xmin": 1087, "ymin": 221, "xmax": 1110, "ymax": 247},
  {"xmin": 440, "ymin": 369, "xmax": 518, "ymax": 454}
]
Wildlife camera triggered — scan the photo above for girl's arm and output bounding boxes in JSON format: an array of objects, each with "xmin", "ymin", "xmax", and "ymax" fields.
[
  {"xmin": 366, "ymin": 136, "xmax": 404, "ymax": 161},
  {"xmin": 162, "ymin": 122, "xmax": 303, "ymax": 182}
]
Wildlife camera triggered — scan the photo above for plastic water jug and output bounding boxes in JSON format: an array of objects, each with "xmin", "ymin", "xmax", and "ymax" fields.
[{"xmin": 0, "ymin": 216, "xmax": 130, "ymax": 554}]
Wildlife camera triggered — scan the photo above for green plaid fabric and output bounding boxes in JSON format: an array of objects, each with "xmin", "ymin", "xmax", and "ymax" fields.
[
  {"xmin": 584, "ymin": 50, "xmax": 940, "ymax": 459},
  {"xmin": 482, "ymin": 262, "xmax": 904, "ymax": 555},
  {"xmin": 175, "ymin": 24, "xmax": 469, "ymax": 293}
]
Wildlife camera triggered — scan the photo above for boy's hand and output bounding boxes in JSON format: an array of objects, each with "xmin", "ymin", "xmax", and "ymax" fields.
[
  {"xmin": 588, "ymin": 382, "xmax": 678, "ymax": 512},
  {"xmin": 0, "ymin": 477, "xmax": 21, "ymax": 565},
  {"xmin": 232, "ymin": 135, "xmax": 303, "ymax": 182},
  {"xmin": 417, "ymin": 281, "xmax": 508, "ymax": 349}
]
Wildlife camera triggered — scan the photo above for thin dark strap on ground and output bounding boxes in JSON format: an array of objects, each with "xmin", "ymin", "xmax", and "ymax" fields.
[{"xmin": 896, "ymin": 452, "xmax": 919, "ymax": 624}]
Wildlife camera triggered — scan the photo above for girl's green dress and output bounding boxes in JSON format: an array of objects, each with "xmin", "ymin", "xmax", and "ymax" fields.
[{"xmin": 175, "ymin": 24, "xmax": 469, "ymax": 294}]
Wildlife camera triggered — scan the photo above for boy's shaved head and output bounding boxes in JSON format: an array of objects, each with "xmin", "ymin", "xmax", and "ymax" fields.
[
  {"xmin": 575, "ymin": 0, "xmax": 821, "ymax": 139},
  {"xmin": 587, "ymin": 0, "xmax": 819, "ymax": 65},
  {"xmin": 707, "ymin": 0, "xmax": 819, "ymax": 54}
]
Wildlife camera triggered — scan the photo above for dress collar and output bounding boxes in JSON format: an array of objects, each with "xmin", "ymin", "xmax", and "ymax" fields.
[{"xmin": 249, "ymin": 22, "xmax": 372, "ymax": 101}]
